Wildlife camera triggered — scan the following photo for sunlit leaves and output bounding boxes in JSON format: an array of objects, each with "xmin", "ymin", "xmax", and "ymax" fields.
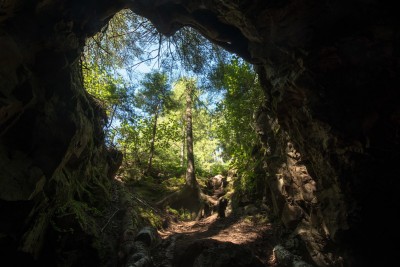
[
  {"xmin": 209, "ymin": 57, "xmax": 264, "ymax": 193},
  {"xmin": 135, "ymin": 71, "xmax": 172, "ymax": 115},
  {"xmin": 84, "ymin": 9, "xmax": 153, "ymax": 72},
  {"xmin": 82, "ymin": 61, "xmax": 128, "ymax": 121},
  {"xmin": 169, "ymin": 27, "xmax": 229, "ymax": 74}
]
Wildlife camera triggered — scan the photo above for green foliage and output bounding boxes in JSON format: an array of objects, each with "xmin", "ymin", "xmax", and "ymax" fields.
[
  {"xmin": 84, "ymin": 9, "xmax": 153, "ymax": 72},
  {"xmin": 137, "ymin": 207, "xmax": 163, "ymax": 229},
  {"xmin": 134, "ymin": 70, "xmax": 175, "ymax": 172},
  {"xmin": 112, "ymin": 78, "xmax": 214, "ymax": 181},
  {"xmin": 166, "ymin": 206, "xmax": 192, "ymax": 221},
  {"xmin": 243, "ymin": 214, "xmax": 269, "ymax": 225},
  {"xmin": 209, "ymin": 163, "xmax": 227, "ymax": 176},
  {"xmin": 170, "ymin": 27, "xmax": 229, "ymax": 74},
  {"xmin": 82, "ymin": 61, "xmax": 125, "ymax": 114},
  {"xmin": 166, "ymin": 206, "xmax": 179, "ymax": 216},
  {"xmin": 81, "ymin": 59, "xmax": 136, "ymax": 150},
  {"xmin": 209, "ymin": 57, "xmax": 266, "ymax": 197},
  {"xmin": 130, "ymin": 177, "xmax": 166, "ymax": 201},
  {"xmin": 161, "ymin": 176, "xmax": 186, "ymax": 191},
  {"xmin": 135, "ymin": 71, "xmax": 173, "ymax": 114},
  {"xmin": 178, "ymin": 208, "xmax": 193, "ymax": 221}
]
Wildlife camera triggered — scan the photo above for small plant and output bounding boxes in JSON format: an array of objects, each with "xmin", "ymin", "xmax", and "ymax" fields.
[
  {"xmin": 179, "ymin": 208, "xmax": 192, "ymax": 221},
  {"xmin": 166, "ymin": 206, "xmax": 192, "ymax": 221},
  {"xmin": 166, "ymin": 206, "xmax": 179, "ymax": 217},
  {"xmin": 161, "ymin": 176, "xmax": 186, "ymax": 191},
  {"xmin": 137, "ymin": 207, "xmax": 163, "ymax": 229}
]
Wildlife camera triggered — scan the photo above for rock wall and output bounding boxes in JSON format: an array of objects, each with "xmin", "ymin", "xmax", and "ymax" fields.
[
  {"xmin": 1, "ymin": 0, "xmax": 399, "ymax": 266},
  {"xmin": 251, "ymin": 1, "xmax": 400, "ymax": 264},
  {"xmin": 0, "ymin": 0, "xmax": 123, "ymax": 265}
]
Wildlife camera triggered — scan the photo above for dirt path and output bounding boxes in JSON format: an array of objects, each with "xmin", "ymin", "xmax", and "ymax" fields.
[
  {"xmin": 110, "ymin": 178, "xmax": 280, "ymax": 266},
  {"xmin": 153, "ymin": 213, "xmax": 278, "ymax": 266}
]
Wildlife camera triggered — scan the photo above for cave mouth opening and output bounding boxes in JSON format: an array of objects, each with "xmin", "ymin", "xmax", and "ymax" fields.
[
  {"xmin": 81, "ymin": 8, "xmax": 264, "ymax": 188},
  {"xmin": 76, "ymin": 8, "xmax": 272, "ymax": 267}
]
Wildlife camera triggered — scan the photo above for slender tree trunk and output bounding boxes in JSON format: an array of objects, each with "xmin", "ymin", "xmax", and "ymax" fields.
[
  {"xmin": 185, "ymin": 82, "xmax": 197, "ymax": 188},
  {"xmin": 147, "ymin": 106, "xmax": 159, "ymax": 173},
  {"xmin": 180, "ymin": 117, "xmax": 185, "ymax": 168}
]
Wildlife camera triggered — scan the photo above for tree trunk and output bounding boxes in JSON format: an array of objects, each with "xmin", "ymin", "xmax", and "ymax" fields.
[
  {"xmin": 180, "ymin": 117, "xmax": 185, "ymax": 168},
  {"xmin": 147, "ymin": 106, "xmax": 159, "ymax": 173},
  {"xmin": 185, "ymin": 82, "xmax": 197, "ymax": 188}
]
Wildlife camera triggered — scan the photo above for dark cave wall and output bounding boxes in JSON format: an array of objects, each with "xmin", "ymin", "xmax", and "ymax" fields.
[
  {"xmin": 255, "ymin": 2, "xmax": 400, "ymax": 266},
  {"xmin": 1, "ymin": 0, "xmax": 399, "ymax": 266},
  {"xmin": 0, "ymin": 0, "xmax": 123, "ymax": 265}
]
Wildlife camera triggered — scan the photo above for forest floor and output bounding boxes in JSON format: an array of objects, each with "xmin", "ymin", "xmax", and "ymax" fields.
[
  {"xmin": 152, "ymin": 212, "xmax": 278, "ymax": 266},
  {"xmin": 110, "ymin": 176, "xmax": 280, "ymax": 266}
]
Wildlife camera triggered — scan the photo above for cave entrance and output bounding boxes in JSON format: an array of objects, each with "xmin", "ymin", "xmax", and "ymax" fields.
[
  {"xmin": 80, "ymin": 8, "xmax": 272, "ymax": 266},
  {"xmin": 82, "ymin": 8, "xmax": 267, "ymax": 218}
]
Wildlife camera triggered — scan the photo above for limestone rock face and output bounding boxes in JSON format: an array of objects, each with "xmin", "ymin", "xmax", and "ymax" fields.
[{"xmin": 1, "ymin": 0, "xmax": 399, "ymax": 266}]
